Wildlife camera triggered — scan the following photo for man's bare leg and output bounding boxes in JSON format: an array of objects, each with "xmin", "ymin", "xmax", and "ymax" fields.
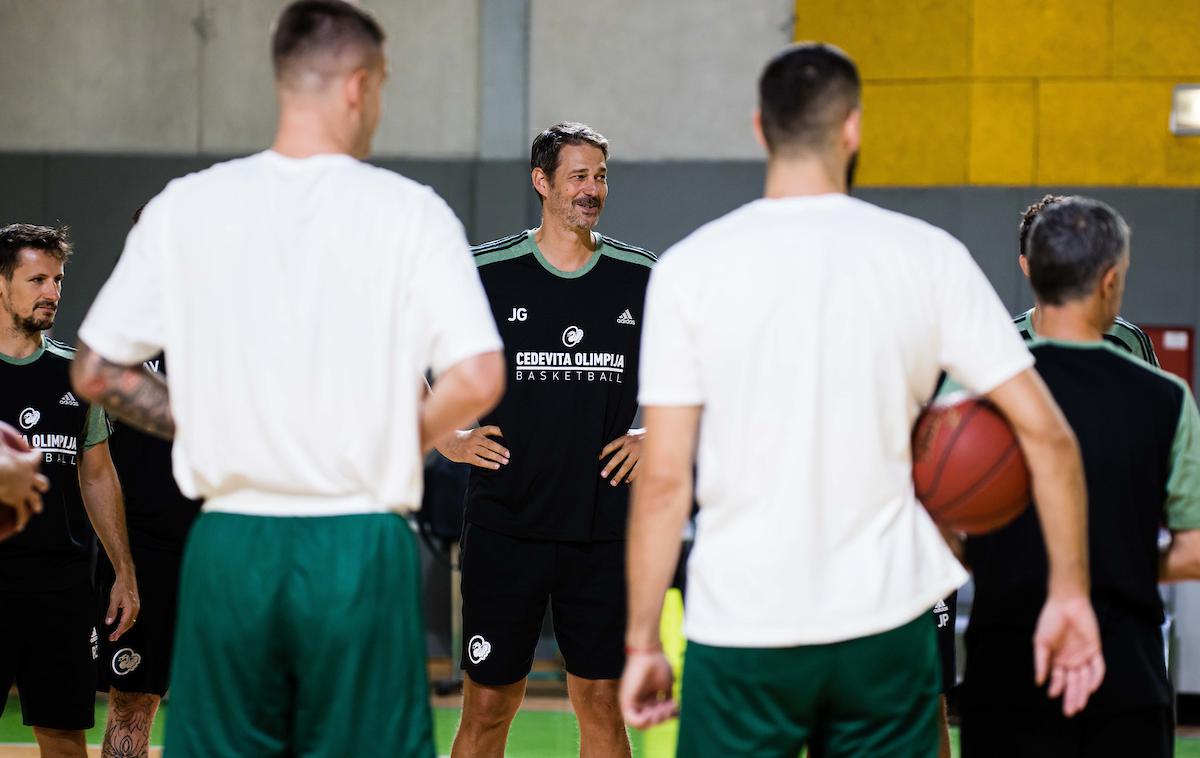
[
  {"xmin": 567, "ymin": 674, "xmax": 630, "ymax": 758},
  {"xmin": 31, "ymin": 727, "xmax": 87, "ymax": 758},
  {"xmin": 451, "ymin": 674, "xmax": 527, "ymax": 758},
  {"xmin": 936, "ymin": 695, "xmax": 952, "ymax": 758},
  {"xmin": 102, "ymin": 689, "xmax": 160, "ymax": 758}
]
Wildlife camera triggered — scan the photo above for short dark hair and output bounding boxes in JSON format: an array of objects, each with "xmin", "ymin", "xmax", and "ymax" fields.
[
  {"xmin": 758, "ymin": 42, "xmax": 861, "ymax": 155},
  {"xmin": 1026, "ymin": 197, "xmax": 1130, "ymax": 306},
  {"xmin": 530, "ymin": 122, "xmax": 609, "ymax": 200},
  {"xmin": 1018, "ymin": 194, "xmax": 1067, "ymax": 257},
  {"xmin": 271, "ymin": 0, "xmax": 385, "ymax": 82},
  {"xmin": 0, "ymin": 224, "xmax": 73, "ymax": 280}
]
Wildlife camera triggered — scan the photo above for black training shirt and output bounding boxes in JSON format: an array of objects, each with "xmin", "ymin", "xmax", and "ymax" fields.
[{"xmin": 464, "ymin": 231, "xmax": 655, "ymax": 542}]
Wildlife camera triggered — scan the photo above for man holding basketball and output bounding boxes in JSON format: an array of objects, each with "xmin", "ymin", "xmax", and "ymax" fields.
[
  {"xmin": 620, "ymin": 43, "xmax": 1104, "ymax": 757},
  {"xmin": 71, "ymin": 2, "xmax": 505, "ymax": 755},
  {"xmin": 959, "ymin": 197, "xmax": 1200, "ymax": 757}
]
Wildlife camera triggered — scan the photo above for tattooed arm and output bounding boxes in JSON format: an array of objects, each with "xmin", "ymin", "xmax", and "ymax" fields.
[{"xmin": 71, "ymin": 342, "xmax": 174, "ymax": 440}]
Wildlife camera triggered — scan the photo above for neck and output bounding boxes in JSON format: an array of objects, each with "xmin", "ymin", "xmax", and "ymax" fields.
[
  {"xmin": 271, "ymin": 102, "xmax": 358, "ymax": 159},
  {"xmin": 763, "ymin": 152, "xmax": 847, "ymax": 199},
  {"xmin": 0, "ymin": 322, "xmax": 42, "ymax": 360},
  {"xmin": 1032, "ymin": 303, "xmax": 1106, "ymax": 343},
  {"xmin": 534, "ymin": 218, "xmax": 597, "ymax": 272}
]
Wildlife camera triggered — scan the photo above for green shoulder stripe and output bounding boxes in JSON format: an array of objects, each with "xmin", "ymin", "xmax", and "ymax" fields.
[
  {"xmin": 600, "ymin": 236, "xmax": 657, "ymax": 268},
  {"xmin": 1112, "ymin": 317, "xmax": 1159, "ymax": 367},
  {"xmin": 472, "ymin": 231, "xmax": 527, "ymax": 255},
  {"xmin": 1166, "ymin": 382, "xmax": 1200, "ymax": 530},
  {"xmin": 43, "ymin": 336, "xmax": 76, "ymax": 360}
]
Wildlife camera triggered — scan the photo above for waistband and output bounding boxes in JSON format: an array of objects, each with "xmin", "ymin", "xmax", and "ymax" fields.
[{"xmin": 203, "ymin": 490, "xmax": 415, "ymax": 517}]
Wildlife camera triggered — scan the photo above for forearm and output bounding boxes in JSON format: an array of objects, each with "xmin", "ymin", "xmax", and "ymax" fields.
[
  {"xmin": 71, "ymin": 343, "xmax": 174, "ymax": 440},
  {"xmin": 80, "ymin": 455, "xmax": 134, "ymax": 574},
  {"xmin": 1023, "ymin": 427, "xmax": 1089, "ymax": 596},
  {"xmin": 1160, "ymin": 531, "xmax": 1200, "ymax": 582},
  {"xmin": 626, "ymin": 474, "xmax": 691, "ymax": 650}
]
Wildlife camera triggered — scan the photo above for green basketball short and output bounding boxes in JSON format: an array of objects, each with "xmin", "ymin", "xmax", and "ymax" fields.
[
  {"xmin": 165, "ymin": 512, "xmax": 434, "ymax": 758},
  {"xmin": 677, "ymin": 614, "xmax": 940, "ymax": 758}
]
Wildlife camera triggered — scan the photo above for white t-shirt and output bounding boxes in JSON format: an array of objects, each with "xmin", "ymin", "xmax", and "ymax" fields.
[
  {"xmin": 639, "ymin": 194, "xmax": 1033, "ymax": 647},
  {"xmin": 79, "ymin": 151, "xmax": 502, "ymax": 517}
]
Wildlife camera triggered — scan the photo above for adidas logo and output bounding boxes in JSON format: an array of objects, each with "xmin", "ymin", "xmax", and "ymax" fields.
[
  {"xmin": 59, "ymin": 392, "xmax": 79, "ymax": 407},
  {"xmin": 616, "ymin": 309, "xmax": 636, "ymax": 326},
  {"xmin": 933, "ymin": 599, "xmax": 949, "ymax": 614}
]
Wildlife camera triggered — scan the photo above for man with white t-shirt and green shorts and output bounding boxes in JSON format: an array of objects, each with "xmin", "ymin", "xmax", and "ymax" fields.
[
  {"xmin": 620, "ymin": 43, "xmax": 1107, "ymax": 757},
  {"xmin": 70, "ymin": 2, "xmax": 505, "ymax": 756}
]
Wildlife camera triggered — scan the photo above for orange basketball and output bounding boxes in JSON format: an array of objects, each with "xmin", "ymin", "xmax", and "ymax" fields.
[{"xmin": 912, "ymin": 393, "xmax": 1031, "ymax": 535}]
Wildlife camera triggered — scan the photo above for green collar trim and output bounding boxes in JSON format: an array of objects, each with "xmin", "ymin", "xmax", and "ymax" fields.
[
  {"xmin": 1028, "ymin": 336, "xmax": 1108, "ymax": 350},
  {"xmin": 0, "ymin": 335, "xmax": 45, "ymax": 365},
  {"xmin": 530, "ymin": 232, "xmax": 603, "ymax": 279}
]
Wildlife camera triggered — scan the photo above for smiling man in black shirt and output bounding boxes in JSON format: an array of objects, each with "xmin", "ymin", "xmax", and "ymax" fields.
[{"xmin": 444, "ymin": 122, "xmax": 654, "ymax": 758}]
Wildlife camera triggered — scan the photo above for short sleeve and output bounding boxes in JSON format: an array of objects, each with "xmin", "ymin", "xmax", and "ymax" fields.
[
  {"xmin": 410, "ymin": 193, "xmax": 502, "ymax": 377},
  {"xmin": 77, "ymin": 195, "xmax": 168, "ymax": 366},
  {"xmin": 1166, "ymin": 385, "xmax": 1200, "ymax": 530},
  {"xmin": 637, "ymin": 261, "xmax": 703, "ymax": 406},
  {"xmin": 82, "ymin": 404, "xmax": 111, "ymax": 450},
  {"xmin": 935, "ymin": 241, "xmax": 1034, "ymax": 394}
]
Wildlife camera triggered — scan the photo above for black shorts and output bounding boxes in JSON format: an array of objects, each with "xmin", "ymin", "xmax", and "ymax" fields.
[
  {"xmin": 95, "ymin": 545, "xmax": 184, "ymax": 697},
  {"xmin": 459, "ymin": 522, "xmax": 626, "ymax": 685},
  {"xmin": 933, "ymin": 591, "xmax": 958, "ymax": 694},
  {"xmin": 959, "ymin": 704, "xmax": 1172, "ymax": 758},
  {"xmin": 0, "ymin": 585, "xmax": 97, "ymax": 730}
]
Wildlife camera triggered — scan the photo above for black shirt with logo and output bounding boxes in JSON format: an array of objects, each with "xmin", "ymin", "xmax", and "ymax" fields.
[
  {"xmin": 0, "ymin": 337, "xmax": 109, "ymax": 592},
  {"xmin": 964, "ymin": 341, "xmax": 1200, "ymax": 714},
  {"xmin": 465, "ymin": 231, "xmax": 655, "ymax": 542},
  {"xmin": 107, "ymin": 355, "xmax": 201, "ymax": 555}
]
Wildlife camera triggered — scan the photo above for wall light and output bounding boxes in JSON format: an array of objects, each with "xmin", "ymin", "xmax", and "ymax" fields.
[{"xmin": 1171, "ymin": 85, "xmax": 1200, "ymax": 135}]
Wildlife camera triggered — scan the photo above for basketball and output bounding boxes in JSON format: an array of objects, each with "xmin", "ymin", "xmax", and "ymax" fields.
[{"xmin": 912, "ymin": 393, "xmax": 1031, "ymax": 535}]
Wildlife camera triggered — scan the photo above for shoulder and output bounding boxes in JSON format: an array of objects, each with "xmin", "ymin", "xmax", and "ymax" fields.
[
  {"xmin": 42, "ymin": 336, "xmax": 76, "ymax": 361},
  {"xmin": 1092, "ymin": 342, "xmax": 1185, "ymax": 400},
  {"xmin": 598, "ymin": 235, "xmax": 657, "ymax": 269},
  {"xmin": 472, "ymin": 231, "xmax": 533, "ymax": 268},
  {"xmin": 1109, "ymin": 316, "xmax": 1158, "ymax": 365}
]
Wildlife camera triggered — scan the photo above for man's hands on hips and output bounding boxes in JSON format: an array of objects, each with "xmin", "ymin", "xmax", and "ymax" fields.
[
  {"xmin": 440, "ymin": 425, "xmax": 510, "ymax": 470},
  {"xmin": 600, "ymin": 429, "xmax": 645, "ymax": 486},
  {"xmin": 1034, "ymin": 592, "xmax": 1105, "ymax": 717},
  {"xmin": 619, "ymin": 649, "xmax": 677, "ymax": 728},
  {"xmin": 106, "ymin": 569, "xmax": 141, "ymax": 642},
  {"xmin": 0, "ymin": 420, "xmax": 48, "ymax": 536}
]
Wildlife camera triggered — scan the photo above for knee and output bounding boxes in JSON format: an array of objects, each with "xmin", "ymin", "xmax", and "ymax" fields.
[
  {"xmin": 108, "ymin": 689, "xmax": 160, "ymax": 718},
  {"xmin": 462, "ymin": 681, "xmax": 523, "ymax": 730}
]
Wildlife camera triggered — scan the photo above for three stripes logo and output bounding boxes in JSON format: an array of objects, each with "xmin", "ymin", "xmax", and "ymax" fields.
[
  {"xmin": 59, "ymin": 392, "xmax": 79, "ymax": 407},
  {"xmin": 616, "ymin": 309, "xmax": 636, "ymax": 326}
]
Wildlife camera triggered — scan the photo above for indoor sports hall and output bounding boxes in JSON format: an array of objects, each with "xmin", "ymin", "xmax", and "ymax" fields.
[{"xmin": 3, "ymin": 1, "xmax": 1200, "ymax": 756}]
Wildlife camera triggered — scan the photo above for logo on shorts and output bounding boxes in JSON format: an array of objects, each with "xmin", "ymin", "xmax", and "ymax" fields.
[
  {"xmin": 18, "ymin": 407, "xmax": 40, "ymax": 430},
  {"xmin": 467, "ymin": 635, "xmax": 492, "ymax": 664},
  {"xmin": 90, "ymin": 627, "xmax": 98, "ymax": 660},
  {"xmin": 112, "ymin": 648, "xmax": 142, "ymax": 676},
  {"xmin": 561, "ymin": 326, "xmax": 584, "ymax": 348}
]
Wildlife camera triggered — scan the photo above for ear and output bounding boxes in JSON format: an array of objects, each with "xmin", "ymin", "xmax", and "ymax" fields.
[
  {"xmin": 1099, "ymin": 263, "xmax": 1120, "ymax": 297},
  {"xmin": 842, "ymin": 107, "xmax": 862, "ymax": 154},
  {"xmin": 751, "ymin": 108, "xmax": 768, "ymax": 150},
  {"xmin": 1018, "ymin": 254, "xmax": 1030, "ymax": 278},
  {"xmin": 344, "ymin": 68, "xmax": 369, "ymax": 112},
  {"xmin": 531, "ymin": 167, "xmax": 550, "ymax": 201}
]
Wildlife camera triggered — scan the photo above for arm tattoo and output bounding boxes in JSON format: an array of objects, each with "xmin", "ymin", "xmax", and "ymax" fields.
[{"xmin": 75, "ymin": 345, "xmax": 175, "ymax": 440}]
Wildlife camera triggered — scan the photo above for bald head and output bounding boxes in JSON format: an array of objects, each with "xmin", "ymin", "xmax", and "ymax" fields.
[{"xmin": 271, "ymin": 0, "xmax": 385, "ymax": 91}]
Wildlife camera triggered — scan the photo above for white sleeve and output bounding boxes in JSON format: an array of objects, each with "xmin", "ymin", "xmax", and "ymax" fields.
[
  {"xmin": 77, "ymin": 195, "xmax": 168, "ymax": 366},
  {"xmin": 638, "ymin": 260, "xmax": 704, "ymax": 406},
  {"xmin": 935, "ymin": 239, "xmax": 1034, "ymax": 394},
  {"xmin": 411, "ymin": 192, "xmax": 503, "ymax": 377}
]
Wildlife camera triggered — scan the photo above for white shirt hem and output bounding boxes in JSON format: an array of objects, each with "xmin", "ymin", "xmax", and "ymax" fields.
[
  {"xmin": 204, "ymin": 491, "xmax": 415, "ymax": 517},
  {"xmin": 684, "ymin": 566, "xmax": 968, "ymax": 648}
]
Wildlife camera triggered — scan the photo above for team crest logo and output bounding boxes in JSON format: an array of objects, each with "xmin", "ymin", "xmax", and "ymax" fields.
[
  {"xmin": 112, "ymin": 648, "xmax": 142, "ymax": 676},
  {"xmin": 561, "ymin": 326, "xmax": 585, "ymax": 348},
  {"xmin": 468, "ymin": 635, "xmax": 492, "ymax": 664},
  {"xmin": 18, "ymin": 407, "xmax": 40, "ymax": 430}
]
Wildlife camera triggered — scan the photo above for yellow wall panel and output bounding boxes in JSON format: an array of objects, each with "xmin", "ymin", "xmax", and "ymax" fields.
[
  {"xmin": 1037, "ymin": 81, "xmax": 1200, "ymax": 186},
  {"xmin": 974, "ymin": 0, "xmax": 1109, "ymax": 78},
  {"xmin": 793, "ymin": 0, "xmax": 971, "ymax": 79},
  {"xmin": 969, "ymin": 81, "xmax": 1036, "ymax": 184},
  {"xmin": 857, "ymin": 83, "xmax": 970, "ymax": 186},
  {"xmin": 1113, "ymin": 0, "xmax": 1200, "ymax": 78}
]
